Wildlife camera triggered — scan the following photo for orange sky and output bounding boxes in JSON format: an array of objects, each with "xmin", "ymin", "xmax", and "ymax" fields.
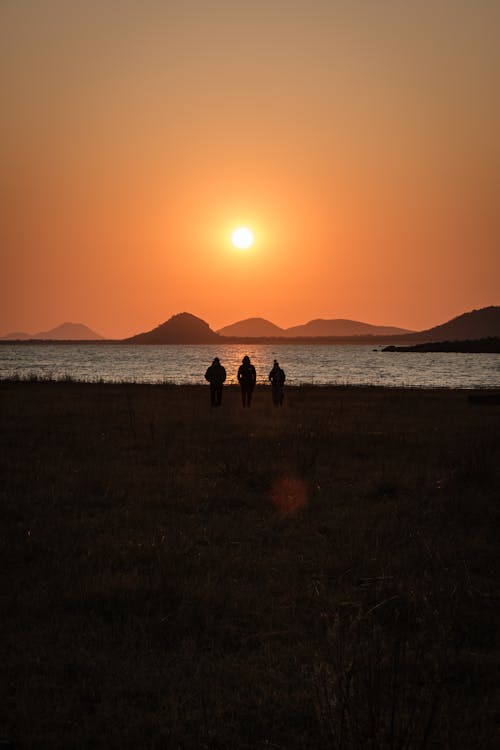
[{"xmin": 1, "ymin": 0, "xmax": 499, "ymax": 338}]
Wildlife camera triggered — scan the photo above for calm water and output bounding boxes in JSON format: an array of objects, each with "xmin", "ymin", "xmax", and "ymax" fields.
[{"xmin": 1, "ymin": 344, "xmax": 499, "ymax": 388}]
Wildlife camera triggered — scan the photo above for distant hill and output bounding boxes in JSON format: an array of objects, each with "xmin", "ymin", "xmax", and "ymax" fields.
[
  {"xmin": 218, "ymin": 317, "xmax": 285, "ymax": 337},
  {"xmin": 1, "ymin": 322, "xmax": 103, "ymax": 340},
  {"xmin": 6, "ymin": 306, "xmax": 496, "ymax": 345},
  {"xmin": 1, "ymin": 331, "xmax": 31, "ymax": 340},
  {"xmin": 125, "ymin": 313, "xmax": 220, "ymax": 344},
  {"xmin": 409, "ymin": 306, "xmax": 500, "ymax": 343},
  {"xmin": 34, "ymin": 322, "xmax": 104, "ymax": 340},
  {"xmin": 218, "ymin": 316, "xmax": 413, "ymax": 338},
  {"xmin": 283, "ymin": 319, "xmax": 414, "ymax": 337}
]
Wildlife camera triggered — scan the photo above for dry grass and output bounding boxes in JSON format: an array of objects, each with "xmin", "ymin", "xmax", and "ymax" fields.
[{"xmin": 1, "ymin": 382, "xmax": 499, "ymax": 749}]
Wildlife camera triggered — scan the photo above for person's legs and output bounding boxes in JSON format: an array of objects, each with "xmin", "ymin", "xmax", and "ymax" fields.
[
  {"xmin": 210, "ymin": 385, "xmax": 217, "ymax": 406},
  {"xmin": 216, "ymin": 384, "xmax": 222, "ymax": 406}
]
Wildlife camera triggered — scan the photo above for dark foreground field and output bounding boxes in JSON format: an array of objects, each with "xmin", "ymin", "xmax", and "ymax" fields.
[{"xmin": 1, "ymin": 382, "xmax": 499, "ymax": 749}]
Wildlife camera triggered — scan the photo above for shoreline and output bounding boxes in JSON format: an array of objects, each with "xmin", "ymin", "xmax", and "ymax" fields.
[
  {"xmin": 1, "ymin": 377, "xmax": 499, "ymax": 392},
  {"xmin": 0, "ymin": 336, "xmax": 424, "ymax": 345}
]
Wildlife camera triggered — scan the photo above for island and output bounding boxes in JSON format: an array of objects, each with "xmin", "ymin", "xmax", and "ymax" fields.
[{"xmin": 382, "ymin": 337, "xmax": 500, "ymax": 353}]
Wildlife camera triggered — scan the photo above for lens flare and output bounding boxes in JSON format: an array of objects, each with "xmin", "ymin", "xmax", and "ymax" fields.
[{"xmin": 270, "ymin": 476, "xmax": 308, "ymax": 517}]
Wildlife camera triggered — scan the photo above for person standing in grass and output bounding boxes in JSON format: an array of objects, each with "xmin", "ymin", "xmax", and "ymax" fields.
[
  {"xmin": 237, "ymin": 355, "xmax": 257, "ymax": 407},
  {"xmin": 205, "ymin": 357, "xmax": 226, "ymax": 407},
  {"xmin": 269, "ymin": 359, "xmax": 286, "ymax": 406}
]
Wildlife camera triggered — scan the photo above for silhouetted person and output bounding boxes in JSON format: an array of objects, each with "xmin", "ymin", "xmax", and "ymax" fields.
[
  {"xmin": 269, "ymin": 359, "xmax": 286, "ymax": 406},
  {"xmin": 205, "ymin": 357, "xmax": 226, "ymax": 407},
  {"xmin": 237, "ymin": 355, "xmax": 256, "ymax": 407}
]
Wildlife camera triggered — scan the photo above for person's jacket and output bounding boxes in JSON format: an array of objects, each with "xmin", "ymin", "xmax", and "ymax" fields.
[
  {"xmin": 205, "ymin": 364, "xmax": 226, "ymax": 385},
  {"xmin": 269, "ymin": 366, "xmax": 285, "ymax": 387},
  {"xmin": 237, "ymin": 363, "xmax": 256, "ymax": 386}
]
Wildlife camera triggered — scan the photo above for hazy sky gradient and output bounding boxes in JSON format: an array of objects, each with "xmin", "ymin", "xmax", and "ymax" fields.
[{"xmin": 1, "ymin": 0, "xmax": 499, "ymax": 337}]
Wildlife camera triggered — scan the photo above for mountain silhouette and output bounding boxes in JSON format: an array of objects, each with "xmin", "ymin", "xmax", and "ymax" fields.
[
  {"xmin": 218, "ymin": 317, "xmax": 285, "ymax": 337},
  {"xmin": 0, "ymin": 331, "xmax": 31, "ymax": 340},
  {"xmin": 4, "ymin": 306, "xmax": 498, "ymax": 344},
  {"xmin": 283, "ymin": 318, "xmax": 413, "ymax": 337},
  {"xmin": 218, "ymin": 308, "xmax": 499, "ymax": 341},
  {"xmin": 124, "ymin": 313, "xmax": 220, "ymax": 344},
  {"xmin": 407, "ymin": 306, "xmax": 500, "ymax": 342},
  {"xmin": 218, "ymin": 317, "xmax": 412, "ymax": 338},
  {"xmin": 1, "ymin": 322, "xmax": 103, "ymax": 340},
  {"xmin": 123, "ymin": 306, "xmax": 500, "ymax": 344}
]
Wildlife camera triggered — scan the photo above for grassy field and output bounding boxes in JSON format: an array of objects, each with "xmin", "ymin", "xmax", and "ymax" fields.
[{"xmin": 1, "ymin": 382, "xmax": 499, "ymax": 749}]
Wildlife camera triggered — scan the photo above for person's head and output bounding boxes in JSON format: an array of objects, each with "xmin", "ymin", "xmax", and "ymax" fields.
[
  {"xmin": 242, "ymin": 355, "xmax": 250, "ymax": 365},
  {"xmin": 213, "ymin": 357, "xmax": 220, "ymax": 365},
  {"xmin": 273, "ymin": 359, "xmax": 279, "ymax": 367}
]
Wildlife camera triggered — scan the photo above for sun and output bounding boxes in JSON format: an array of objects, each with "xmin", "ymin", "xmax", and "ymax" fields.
[{"xmin": 231, "ymin": 226, "xmax": 254, "ymax": 249}]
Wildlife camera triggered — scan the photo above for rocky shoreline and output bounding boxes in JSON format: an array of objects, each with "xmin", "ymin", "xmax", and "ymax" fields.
[{"xmin": 383, "ymin": 336, "xmax": 500, "ymax": 353}]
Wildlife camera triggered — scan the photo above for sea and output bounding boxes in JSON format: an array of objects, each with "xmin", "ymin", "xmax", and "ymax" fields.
[{"xmin": 1, "ymin": 343, "xmax": 499, "ymax": 388}]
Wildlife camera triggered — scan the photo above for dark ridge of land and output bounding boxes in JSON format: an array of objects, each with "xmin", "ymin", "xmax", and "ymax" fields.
[
  {"xmin": 218, "ymin": 317, "xmax": 413, "ymax": 338},
  {"xmin": 0, "ymin": 322, "xmax": 103, "ymax": 340},
  {"xmin": 383, "ymin": 336, "xmax": 500, "ymax": 353},
  {"xmin": 3, "ymin": 305, "xmax": 499, "ymax": 345},
  {"xmin": 124, "ymin": 312, "xmax": 221, "ymax": 344},
  {"xmin": 413, "ymin": 305, "xmax": 500, "ymax": 342},
  {"xmin": 119, "ymin": 304, "xmax": 500, "ymax": 344},
  {"xmin": 1, "ymin": 383, "xmax": 499, "ymax": 749},
  {"xmin": 217, "ymin": 334, "xmax": 422, "ymax": 345},
  {"xmin": 0, "ymin": 334, "xmax": 422, "ymax": 346},
  {"xmin": 0, "ymin": 338, "xmax": 121, "ymax": 345}
]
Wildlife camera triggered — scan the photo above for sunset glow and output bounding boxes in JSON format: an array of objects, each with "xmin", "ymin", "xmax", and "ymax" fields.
[{"xmin": 0, "ymin": 1, "xmax": 499, "ymax": 338}]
